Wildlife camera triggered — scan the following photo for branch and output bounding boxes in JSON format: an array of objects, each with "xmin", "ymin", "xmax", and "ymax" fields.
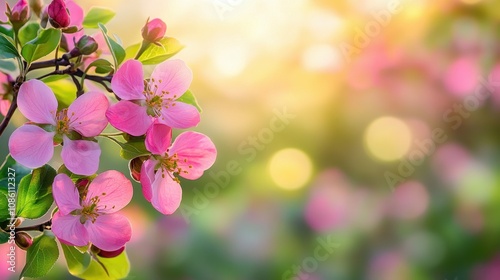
[
  {"xmin": 15, "ymin": 219, "xmax": 52, "ymax": 232},
  {"xmin": 0, "ymin": 87, "xmax": 18, "ymax": 137}
]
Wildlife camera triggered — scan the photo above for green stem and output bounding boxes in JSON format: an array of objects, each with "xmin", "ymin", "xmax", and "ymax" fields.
[{"xmin": 135, "ymin": 41, "xmax": 151, "ymax": 60}]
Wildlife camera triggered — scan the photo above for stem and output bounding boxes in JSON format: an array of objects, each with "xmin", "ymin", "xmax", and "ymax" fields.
[
  {"xmin": 99, "ymin": 131, "xmax": 124, "ymax": 137},
  {"xmin": 0, "ymin": 97, "xmax": 17, "ymax": 137},
  {"xmin": 99, "ymin": 135, "xmax": 123, "ymax": 147},
  {"xmin": 135, "ymin": 41, "xmax": 150, "ymax": 60},
  {"xmin": 15, "ymin": 219, "xmax": 52, "ymax": 232}
]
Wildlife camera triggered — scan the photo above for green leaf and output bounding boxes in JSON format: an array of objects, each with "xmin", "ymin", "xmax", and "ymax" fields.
[
  {"xmin": 21, "ymin": 28, "xmax": 62, "ymax": 64},
  {"xmin": 77, "ymin": 251, "xmax": 130, "ymax": 279},
  {"xmin": 0, "ymin": 33, "xmax": 19, "ymax": 60},
  {"xmin": 0, "ymin": 59, "xmax": 17, "ymax": 72},
  {"xmin": 16, "ymin": 165, "xmax": 56, "ymax": 219},
  {"xmin": 0, "ymin": 229, "xmax": 9, "ymax": 244},
  {"xmin": 125, "ymin": 37, "xmax": 184, "ymax": 65},
  {"xmin": 21, "ymin": 232, "xmax": 59, "ymax": 278},
  {"xmin": 44, "ymin": 76, "xmax": 77, "ymax": 109},
  {"xmin": 85, "ymin": 58, "xmax": 114, "ymax": 75},
  {"xmin": 0, "ymin": 155, "xmax": 31, "ymax": 222},
  {"xmin": 18, "ymin": 22, "xmax": 41, "ymax": 46},
  {"xmin": 98, "ymin": 23, "xmax": 125, "ymax": 68},
  {"xmin": 61, "ymin": 244, "xmax": 92, "ymax": 276},
  {"xmin": 118, "ymin": 136, "xmax": 149, "ymax": 160},
  {"xmin": 0, "ymin": 25, "xmax": 13, "ymax": 38},
  {"xmin": 177, "ymin": 90, "xmax": 202, "ymax": 113},
  {"xmin": 83, "ymin": 7, "xmax": 116, "ymax": 29}
]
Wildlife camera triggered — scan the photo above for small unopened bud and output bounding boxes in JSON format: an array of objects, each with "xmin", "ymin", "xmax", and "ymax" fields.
[
  {"xmin": 7, "ymin": 0, "xmax": 30, "ymax": 27},
  {"xmin": 40, "ymin": 6, "xmax": 49, "ymax": 28},
  {"xmin": 75, "ymin": 178, "xmax": 90, "ymax": 195},
  {"xmin": 29, "ymin": 0, "xmax": 43, "ymax": 17},
  {"xmin": 95, "ymin": 246, "xmax": 125, "ymax": 258},
  {"xmin": 15, "ymin": 232, "xmax": 33, "ymax": 250},
  {"xmin": 129, "ymin": 156, "xmax": 148, "ymax": 182},
  {"xmin": 48, "ymin": 0, "xmax": 70, "ymax": 28},
  {"xmin": 75, "ymin": 35, "xmax": 98, "ymax": 55},
  {"xmin": 141, "ymin": 18, "xmax": 166, "ymax": 43}
]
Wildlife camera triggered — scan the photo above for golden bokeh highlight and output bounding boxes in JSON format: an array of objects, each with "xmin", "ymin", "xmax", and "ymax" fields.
[
  {"xmin": 268, "ymin": 148, "xmax": 313, "ymax": 190},
  {"xmin": 364, "ymin": 116, "xmax": 412, "ymax": 161}
]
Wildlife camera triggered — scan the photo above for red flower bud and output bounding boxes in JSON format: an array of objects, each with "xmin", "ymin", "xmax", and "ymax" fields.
[
  {"xmin": 141, "ymin": 18, "xmax": 166, "ymax": 43},
  {"xmin": 129, "ymin": 156, "xmax": 148, "ymax": 182},
  {"xmin": 7, "ymin": 0, "xmax": 30, "ymax": 25},
  {"xmin": 93, "ymin": 245, "xmax": 125, "ymax": 258},
  {"xmin": 48, "ymin": 0, "xmax": 70, "ymax": 28}
]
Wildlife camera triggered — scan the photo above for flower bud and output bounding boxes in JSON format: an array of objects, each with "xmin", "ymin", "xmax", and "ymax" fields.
[
  {"xmin": 75, "ymin": 35, "xmax": 98, "ymax": 55},
  {"xmin": 141, "ymin": 18, "xmax": 166, "ymax": 43},
  {"xmin": 7, "ymin": 0, "xmax": 30, "ymax": 26},
  {"xmin": 15, "ymin": 232, "xmax": 33, "ymax": 250},
  {"xmin": 48, "ymin": 0, "xmax": 70, "ymax": 28},
  {"xmin": 129, "ymin": 156, "xmax": 148, "ymax": 182},
  {"xmin": 96, "ymin": 246, "xmax": 125, "ymax": 258}
]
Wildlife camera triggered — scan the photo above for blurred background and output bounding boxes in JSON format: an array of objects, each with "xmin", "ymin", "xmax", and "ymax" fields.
[{"xmin": 1, "ymin": 0, "xmax": 500, "ymax": 279}]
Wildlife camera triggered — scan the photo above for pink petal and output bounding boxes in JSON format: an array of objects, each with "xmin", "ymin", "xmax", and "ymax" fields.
[
  {"xmin": 61, "ymin": 136, "xmax": 101, "ymax": 176},
  {"xmin": 8, "ymin": 125, "xmax": 55, "ymax": 169},
  {"xmin": 52, "ymin": 174, "xmax": 81, "ymax": 215},
  {"xmin": 159, "ymin": 101, "xmax": 200, "ymax": 129},
  {"xmin": 145, "ymin": 122, "xmax": 172, "ymax": 155},
  {"xmin": 169, "ymin": 132, "xmax": 217, "ymax": 180},
  {"xmin": 0, "ymin": 100, "xmax": 10, "ymax": 116},
  {"xmin": 111, "ymin": 60, "xmax": 145, "ymax": 100},
  {"xmin": 68, "ymin": 91, "xmax": 109, "ymax": 137},
  {"xmin": 52, "ymin": 211, "xmax": 89, "ymax": 247},
  {"xmin": 150, "ymin": 59, "xmax": 192, "ymax": 98},
  {"xmin": 106, "ymin": 101, "xmax": 152, "ymax": 136},
  {"xmin": 86, "ymin": 170, "xmax": 133, "ymax": 213},
  {"xmin": 66, "ymin": 0, "xmax": 84, "ymax": 27},
  {"xmin": 86, "ymin": 213, "xmax": 131, "ymax": 251},
  {"xmin": 17, "ymin": 80, "xmax": 57, "ymax": 125},
  {"xmin": 150, "ymin": 170, "xmax": 182, "ymax": 215},
  {"xmin": 140, "ymin": 159, "xmax": 156, "ymax": 202}
]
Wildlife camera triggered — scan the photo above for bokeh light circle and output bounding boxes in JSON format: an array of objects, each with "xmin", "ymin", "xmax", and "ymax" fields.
[
  {"xmin": 268, "ymin": 148, "xmax": 313, "ymax": 190},
  {"xmin": 364, "ymin": 117, "xmax": 412, "ymax": 161}
]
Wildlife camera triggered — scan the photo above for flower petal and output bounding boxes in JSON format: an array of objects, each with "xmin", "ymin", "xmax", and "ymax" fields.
[
  {"xmin": 106, "ymin": 101, "xmax": 152, "ymax": 136},
  {"xmin": 151, "ymin": 171, "xmax": 182, "ymax": 215},
  {"xmin": 150, "ymin": 59, "xmax": 192, "ymax": 98},
  {"xmin": 86, "ymin": 170, "xmax": 133, "ymax": 213},
  {"xmin": 52, "ymin": 211, "xmax": 89, "ymax": 247},
  {"xmin": 159, "ymin": 101, "xmax": 200, "ymax": 129},
  {"xmin": 0, "ymin": 100, "xmax": 10, "ymax": 116},
  {"xmin": 8, "ymin": 125, "xmax": 55, "ymax": 169},
  {"xmin": 140, "ymin": 159, "xmax": 156, "ymax": 202},
  {"xmin": 86, "ymin": 213, "xmax": 131, "ymax": 251},
  {"xmin": 111, "ymin": 60, "xmax": 145, "ymax": 100},
  {"xmin": 68, "ymin": 91, "xmax": 109, "ymax": 137},
  {"xmin": 61, "ymin": 136, "xmax": 100, "ymax": 176},
  {"xmin": 145, "ymin": 122, "xmax": 172, "ymax": 155},
  {"xmin": 67, "ymin": 0, "xmax": 84, "ymax": 27},
  {"xmin": 169, "ymin": 132, "xmax": 217, "ymax": 180},
  {"xmin": 52, "ymin": 174, "xmax": 81, "ymax": 215},
  {"xmin": 17, "ymin": 80, "xmax": 57, "ymax": 125}
]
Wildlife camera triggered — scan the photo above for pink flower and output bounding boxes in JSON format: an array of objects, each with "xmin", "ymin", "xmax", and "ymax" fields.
[
  {"xmin": 141, "ymin": 18, "xmax": 166, "ymax": 43},
  {"xmin": 8, "ymin": 79, "xmax": 109, "ymax": 175},
  {"xmin": 51, "ymin": 171, "xmax": 133, "ymax": 251},
  {"xmin": 106, "ymin": 59, "xmax": 200, "ymax": 136},
  {"xmin": 140, "ymin": 122, "xmax": 216, "ymax": 214},
  {"xmin": 48, "ymin": 0, "xmax": 70, "ymax": 28}
]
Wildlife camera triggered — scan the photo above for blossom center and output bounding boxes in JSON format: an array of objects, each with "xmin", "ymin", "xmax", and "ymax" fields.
[
  {"xmin": 55, "ymin": 109, "xmax": 70, "ymax": 134},
  {"xmin": 143, "ymin": 78, "xmax": 178, "ymax": 117},
  {"xmin": 157, "ymin": 153, "xmax": 192, "ymax": 182},
  {"xmin": 80, "ymin": 195, "xmax": 101, "ymax": 224}
]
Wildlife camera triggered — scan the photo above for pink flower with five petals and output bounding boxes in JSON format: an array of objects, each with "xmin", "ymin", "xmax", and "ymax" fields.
[
  {"xmin": 140, "ymin": 122, "xmax": 216, "ymax": 214},
  {"xmin": 8, "ymin": 79, "xmax": 108, "ymax": 175},
  {"xmin": 51, "ymin": 171, "xmax": 133, "ymax": 251},
  {"xmin": 106, "ymin": 59, "xmax": 200, "ymax": 136}
]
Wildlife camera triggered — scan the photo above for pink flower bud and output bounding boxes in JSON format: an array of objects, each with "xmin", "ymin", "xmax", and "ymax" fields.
[
  {"xmin": 7, "ymin": 0, "xmax": 30, "ymax": 24},
  {"xmin": 141, "ymin": 18, "xmax": 166, "ymax": 43},
  {"xmin": 48, "ymin": 0, "xmax": 70, "ymax": 28}
]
